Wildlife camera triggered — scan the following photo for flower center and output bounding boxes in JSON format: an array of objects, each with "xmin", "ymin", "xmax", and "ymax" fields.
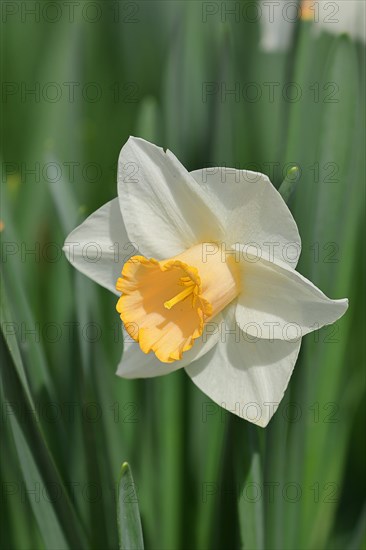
[
  {"xmin": 116, "ymin": 243, "xmax": 240, "ymax": 363},
  {"xmin": 164, "ymin": 278, "xmax": 196, "ymax": 310}
]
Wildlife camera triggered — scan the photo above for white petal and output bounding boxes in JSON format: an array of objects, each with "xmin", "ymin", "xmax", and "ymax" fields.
[
  {"xmin": 190, "ymin": 167, "xmax": 301, "ymax": 268},
  {"xmin": 118, "ymin": 137, "xmax": 223, "ymax": 259},
  {"xmin": 63, "ymin": 199, "xmax": 133, "ymax": 295},
  {"xmin": 116, "ymin": 314, "xmax": 223, "ymax": 379},
  {"xmin": 235, "ymin": 253, "xmax": 348, "ymax": 341},
  {"xmin": 185, "ymin": 311, "xmax": 301, "ymax": 427}
]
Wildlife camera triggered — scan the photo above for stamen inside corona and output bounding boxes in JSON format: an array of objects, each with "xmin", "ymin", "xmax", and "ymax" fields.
[{"xmin": 164, "ymin": 279, "xmax": 195, "ymax": 310}]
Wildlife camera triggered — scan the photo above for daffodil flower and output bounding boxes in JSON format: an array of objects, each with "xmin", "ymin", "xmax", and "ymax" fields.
[
  {"xmin": 64, "ymin": 137, "xmax": 348, "ymax": 426},
  {"xmin": 259, "ymin": 0, "xmax": 365, "ymax": 53}
]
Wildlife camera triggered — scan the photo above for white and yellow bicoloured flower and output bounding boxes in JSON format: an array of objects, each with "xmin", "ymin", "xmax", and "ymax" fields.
[{"xmin": 64, "ymin": 137, "xmax": 348, "ymax": 427}]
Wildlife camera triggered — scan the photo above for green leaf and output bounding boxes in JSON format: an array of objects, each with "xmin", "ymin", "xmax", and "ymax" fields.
[
  {"xmin": 235, "ymin": 423, "xmax": 264, "ymax": 550},
  {"xmin": 135, "ymin": 97, "xmax": 161, "ymax": 144},
  {"xmin": 163, "ymin": 4, "xmax": 219, "ymax": 163},
  {"xmin": 347, "ymin": 503, "xmax": 366, "ymax": 550},
  {"xmin": 46, "ymin": 154, "xmax": 81, "ymax": 236},
  {"xmin": 0, "ymin": 340, "xmax": 88, "ymax": 550},
  {"xmin": 278, "ymin": 166, "xmax": 300, "ymax": 203},
  {"xmin": 285, "ymin": 35, "xmax": 363, "ymax": 550},
  {"xmin": 0, "ymin": 271, "xmax": 33, "ymax": 406},
  {"xmin": 9, "ymin": 411, "xmax": 70, "ymax": 550},
  {"xmin": 0, "ymin": 190, "xmax": 57, "ymax": 399},
  {"xmin": 117, "ymin": 462, "xmax": 144, "ymax": 550}
]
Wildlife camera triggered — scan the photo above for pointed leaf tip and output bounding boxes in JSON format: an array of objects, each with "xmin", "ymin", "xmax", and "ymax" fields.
[
  {"xmin": 117, "ymin": 462, "xmax": 144, "ymax": 550},
  {"xmin": 278, "ymin": 165, "xmax": 300, "ymax": 203}
]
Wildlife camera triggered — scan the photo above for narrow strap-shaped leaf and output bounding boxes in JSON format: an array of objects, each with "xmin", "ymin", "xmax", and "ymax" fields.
[
  {"xmin": 278, "ymin": 166, "xmax": 300, "ymax": 203},
  {"xmin": 347, "ymin": 503, "xmax": 366, "ymax": 550},
  {"xmin": 46, "ymin": 154, "xmax": 80, "ymax": 236},
  {"xmin": 0, "ymin": 271, "xmax": 33, "ymax": 406},
  {"xmin": 0, "ymin": 341, "xmax": 89, "ymax": 550},
  {"xmin": 0, "ymin": 203, "xmax": 56, "ymax": 399},
  {"xmin": 235, "ymin": 422, "xmax": 264, "ymax": 550},
  {"xmin": 8, "ymin": 407, "xmax": 69, "ymax": 550},
  {"xmin": 117, "ymin": 462, "xmax": 144, "ymax": 550}
]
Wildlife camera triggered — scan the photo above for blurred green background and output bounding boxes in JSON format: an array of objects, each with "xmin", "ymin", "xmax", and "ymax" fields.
[{"xmin": 1, "ymin": 1, "xmax": 365, "ymax": 549}]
